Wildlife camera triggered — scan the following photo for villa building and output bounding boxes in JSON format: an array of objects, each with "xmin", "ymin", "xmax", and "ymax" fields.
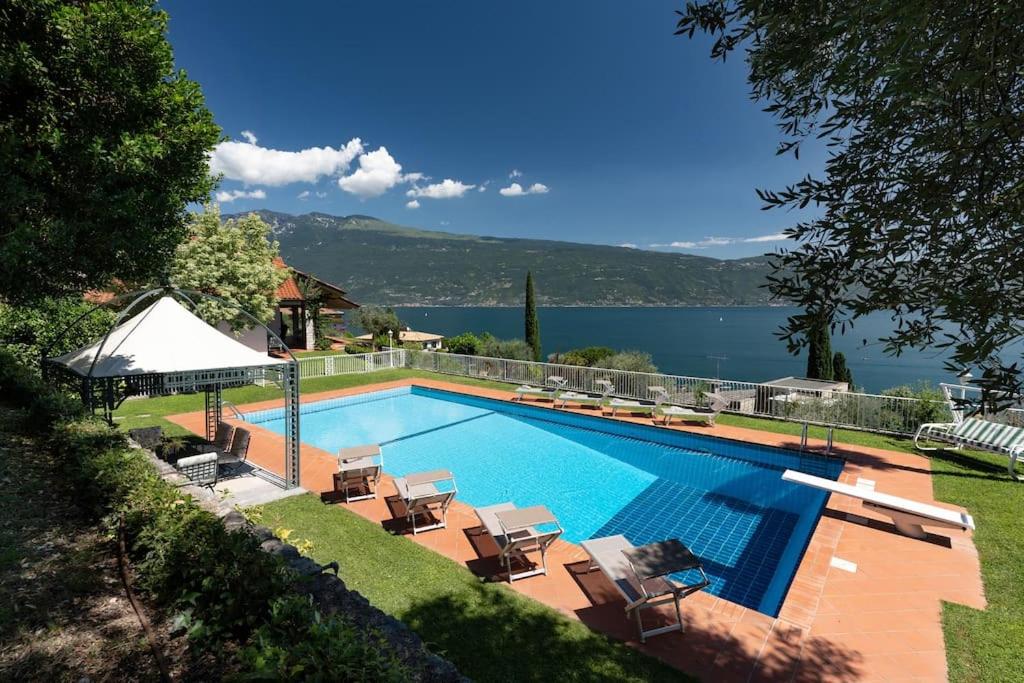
[{"xmin": 270, "ymin": 257, "xmax": 359, "ymax": 351}]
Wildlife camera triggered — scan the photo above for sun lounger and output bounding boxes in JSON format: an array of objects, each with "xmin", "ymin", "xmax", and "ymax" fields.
[
  {"xmin": 914, "ymin": 417, "xmax": 1024, "ymax": 480},
  {"xmin": 608, "ymin": 398, "xmax": 657, "ymax": 416},
  {"xmin": 513, "ymin": 376, "xmax": 567, "ymax": 401},
  {"xmin": 556, "ymin": 379, "xmax": 614, "ymax": 409},
  {"xmin": 580, "ymin": 535, "xmax": 710, "ymax": 642},
  {"xmin": 781, "ymin": 469, "xmax": 975, "ymax": 539},
  {"xmin": 334, "ymin": 444, "xmax": 383, "ymax": 502},
  {"xmin": 392, "ymin": 469, "xmax": 457, "ymax": 534},
  {"xmin": 175, "ymin": 452, "xmax": 219, "ymax": 488},
  {"xmin": 475, "ymin": 502, "xmax": 563, "ymax": 582},
  {"xmin": 650, "ymin": 389, "xmax": 730, "ymax": 426},
  {"xmin": 216, "ymin": 427, "xmax": 251, "ymax": 474}
]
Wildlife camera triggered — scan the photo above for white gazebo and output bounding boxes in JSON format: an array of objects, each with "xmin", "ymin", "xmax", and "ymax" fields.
[{"xmin": 44, "ymin": 290, "xmax": 301, "ymax": 488}]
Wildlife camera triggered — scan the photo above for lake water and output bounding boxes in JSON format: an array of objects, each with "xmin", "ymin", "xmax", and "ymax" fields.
[{"xmin": 389, "ymin": 306, "xmax": 963, "ymax": 393}]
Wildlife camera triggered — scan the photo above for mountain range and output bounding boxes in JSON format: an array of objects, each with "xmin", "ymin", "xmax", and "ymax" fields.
[{"xmin": 238, "ymin": 210, "xmax": 779, "ymax": 306}]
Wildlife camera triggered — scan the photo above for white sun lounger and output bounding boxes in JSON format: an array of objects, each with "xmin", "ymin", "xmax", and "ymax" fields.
[
  {"xmin": 580, "ymin": 535, "xmax": 710, "ymax": 642},
  {"xmin": 608, "ymin": 397, "xmax": 657, "ymax": 416},
  {"xmin": 475, "ymin": 502, "xmax": 563, "ymax": 582},
  {"xmin": 914, "ymin": 417, "xmax": 1024, "ymax": 480},
  {"xmin": 393, "ymin": 469, "xmax": 457, "ymax": 534},
  {"xmin": 513, "ymin": 375, "xmax": 567, "ymax": 401},
  {"xmin": 334, "ymin": 444, "xmax": 383, "ymax": 502},
  {"xmin": 556, "ymin": 379, "xmax": 614, "ymax": 409},
  {"xmin": 781, "ymin": 469, "xmax": 975, "ymax": 539},
  {"xmin": 649, "ymin": 388, "xmax": 729, "ymax": 426}
]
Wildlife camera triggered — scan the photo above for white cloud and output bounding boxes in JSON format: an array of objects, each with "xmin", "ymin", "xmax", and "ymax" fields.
[
  {"xmin": 650, "ymin": 232, "xmax": 791, "ymax": 249},
  {"xmin": 337, "ymin": 146, "xmax": 404, "ymax": 197},
  {"xmin": 315, "ymin": 191, "xmax": 327, "ymax": 199},
  {"xmin": 406, "ymin": 178, "xmax": 476, "ymax": 199},
  {"xmin": 619, "ymin": 243, "xmax": 639, "ymax": 249},
  {"xmin": 215, "ymin": 188, "xmax": 266, "ymax": 203},
  {"xmin": 478, "ymin": 181, "xmax": 489, "ymax": 192},
  {"xmin": 743, "ymin": 232, "xmax": 789, "ymax": 243},
  {"xmin": 297, "ymin": 190, "xmax": 311, "ymax": 200},
  {"xmin": 509, "ymin": 169, "xmax": 523, "ymax": 178},
  {"xmin": 499, "ymin": 181, "xmax": 549, "ymax": 197},
  {"xmin": 406, "ymin": 199, "xmax": 420, "ymax": 209},
  {"xmin": 240, "ymin": 130, "xmax": 258, "ymax": 145},
  {"xmin": 210, "ymin": 137, "xmax": 363, "ymax": 186}
]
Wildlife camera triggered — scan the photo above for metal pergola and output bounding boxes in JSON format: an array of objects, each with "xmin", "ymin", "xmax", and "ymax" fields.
[{"xmin": 42, "ymin": 287, "xmax": 302, "ymax": 488}]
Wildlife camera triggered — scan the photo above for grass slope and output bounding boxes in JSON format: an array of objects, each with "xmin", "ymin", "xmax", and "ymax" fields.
[{"xmin": 258, "ymin": 495, "xmax": 690, "ymax": 683}]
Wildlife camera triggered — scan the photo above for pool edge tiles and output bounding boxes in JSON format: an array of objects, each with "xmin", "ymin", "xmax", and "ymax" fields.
[{"xmin": 249, "ymin": 384, "xmax": 844, "ymax": 617}]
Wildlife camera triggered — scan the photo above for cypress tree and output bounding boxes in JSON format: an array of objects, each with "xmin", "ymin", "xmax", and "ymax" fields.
[
  {"xmin": 832, "ymin": 351, "xmax": 854, "ymax": 388},
  {"xmin": 524, "ymin": 271, "xmax": 541, "ymax": 361},
  {"xmin": 805, "ymin": 319, "xmax": 834, "ymax": 380}
]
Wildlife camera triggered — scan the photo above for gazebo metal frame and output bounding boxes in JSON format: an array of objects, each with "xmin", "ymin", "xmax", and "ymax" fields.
[{"xmin": 42, "ymin": 286, "xmax": 302, "ymax": 488}]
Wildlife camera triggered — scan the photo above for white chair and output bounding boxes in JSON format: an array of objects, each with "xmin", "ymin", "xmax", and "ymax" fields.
[
  {"xmin": 334, "ymin": 444, "xmax": 383, "ymax": 502},
  {"xmin": 513, "ymin": 375, "xmax": 567, "ymax": 401},
  {"xmin": 915, "ymin": 417, "xmax": 1024, "ymax": 480},
  {"xmin": 392, "ymin": 469, "xmax": 457, "ymax": 534},
  {"xmin": 475, "ymin": 502, "xmax": 562, "ymax": 582}
]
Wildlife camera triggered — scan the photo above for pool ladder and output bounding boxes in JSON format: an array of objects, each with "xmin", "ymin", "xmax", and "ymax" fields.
[
  {"xmin": 799, "ymin": 422, "xmax": 834, "ymax": 455},
  {"xmin": 221, "ymin": 400, "xmax": 245, "ymax": 421}
]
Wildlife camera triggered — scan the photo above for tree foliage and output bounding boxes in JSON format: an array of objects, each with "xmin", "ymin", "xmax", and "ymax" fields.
[
  {"xmin": 556, "ymin": 346, "xmax": 616, "ymax": 367},
  {"xmin": 170, "ymin": 207, "xmax": 286, "ymax": 329},
  {"xmin": 445, "ymin": 332, "xmax": 481, "ymax": 355},
  {"xmin": 0, "ymin": 0, "xmax": 221, "ymax": 302},
  {"xmin": 593, "ymin": 351, "xmax": 659, "ymax": 374},
  {"xmin": 832, "ymin": 351, "xmax": 854, "ymax": 388},
  {"xmin": 805, "ymin": 319, "xmax": 834, "ymax": 380},
  {"xmin": 479, "ymin": 336, "xmax": 534, "ymax": 361},
  {"xmin": 0, "ymin": 296, "xmax": 115, "ymax": 370},
  {"xmin": 676, "ymin": 1, "xmax": 1024, "ymax": 398},
  {"xmin": 524, "ymin": 271, "xmax": 541, "ymax": 361},
  {"xmin": 352, "ymin": 306, "xmax": 401, "ymax": 348}
]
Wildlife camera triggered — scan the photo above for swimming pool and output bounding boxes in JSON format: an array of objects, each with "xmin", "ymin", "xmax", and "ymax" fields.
[{"xmin": 246, "ymin": 385, "xmax": 843, "ymax": 616}]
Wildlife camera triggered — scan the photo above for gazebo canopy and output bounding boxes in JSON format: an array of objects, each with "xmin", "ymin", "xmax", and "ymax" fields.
[
  {"xmin": 51, "ymin": 296, "xmax": 286, "ymax": 378},
  {"xmin": 45, "ymin": 293, "xmax": 301, "ymax": 489}
]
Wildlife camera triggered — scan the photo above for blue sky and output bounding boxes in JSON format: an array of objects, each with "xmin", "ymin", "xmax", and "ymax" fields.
[{"xmin": 163, "ymin": 1, "xmax": 825, "ymax": 259}]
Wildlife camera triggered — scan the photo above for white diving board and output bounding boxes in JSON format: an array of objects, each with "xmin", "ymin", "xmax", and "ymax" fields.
[{"xmin": 781, "ymin": 469, "xmax": 975, "ymax": 539}]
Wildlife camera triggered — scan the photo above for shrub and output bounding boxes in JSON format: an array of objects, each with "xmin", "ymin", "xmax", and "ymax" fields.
[
  {"xmin": 345, "ymin": 344, "xmax": 374, "ymax": 355},
  {"xmin": 238, "ymin": 595, "xmax": 408, "ymax": 682},
  {"xmin": 478, "ymin": 337, "xmax": 534, "ymax": 361},
  {"xmin": 593, "ymin": 350, "xmax": 658, "ymax": 373},
  {"xmin": 882, "ymin": 382, "xmax": 952, "ymax": 427},
  {"xmin": 0, "ymin": 296, "xmax": 116, "ymax": 370},
  {"xmin": 559, "ymin": 346, "xmax": 615, "ymax": 367},
  {"xmin": 445, "ymin": 332, "xmax": 480, "ymax": 355}
]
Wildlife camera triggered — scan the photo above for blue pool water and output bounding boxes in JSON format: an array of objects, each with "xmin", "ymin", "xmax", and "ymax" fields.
[{"xmin": 247, "ymin": 386, "xmax": 843, "ymax": 616}]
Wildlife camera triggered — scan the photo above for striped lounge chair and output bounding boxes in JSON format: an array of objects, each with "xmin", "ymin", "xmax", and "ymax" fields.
[{"xmin": 914, "ymin": 417, "xmax": 1024, "ymax": 480}]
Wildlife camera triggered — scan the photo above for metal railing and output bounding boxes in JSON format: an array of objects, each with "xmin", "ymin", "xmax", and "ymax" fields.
[{"xmin": 402, "ymin": 351, "xmax": 951, "ymax": 435}]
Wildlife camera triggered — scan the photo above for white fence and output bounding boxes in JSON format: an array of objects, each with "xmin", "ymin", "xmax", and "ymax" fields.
[
  {"xmin": 295, "ymin": 350, "xmax": 405, "ymax": 378},
  {"xmin": 286, "ymin": 349, "xmax": 955, "ymax": 435}
]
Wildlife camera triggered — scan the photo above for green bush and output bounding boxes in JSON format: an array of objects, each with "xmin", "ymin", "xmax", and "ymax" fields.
[
  {"xmin": 445, "ymin": 332, "xmax": 480, "ymax": 355},
  {"xmin": 593, "ymin": 350, "xmax": 658, "ymax": 373},
  {"xmin": 0, "ymin": 350, "xmax": 429, "ymax": 678},
  {"xmin": 344, "ymin": 343, "xmax": 374, "ymax": 355},
  {"xmin": 238, "ymin": 595, "xmax": 407, "ymax": 681},
  {"xmin": 0, "ymin": 296, "xmax": 115, "ymax": 370},
  {"xmin": 478, "ymin": 337, "xmax": 534, "ymax": 361},
  {"xmin": 882, "ymin": 382, "xmax": 952, "ymax": 426},
  {"xmin": 559, "ymin": 346, "xmax": 615, "ymax": 367}
]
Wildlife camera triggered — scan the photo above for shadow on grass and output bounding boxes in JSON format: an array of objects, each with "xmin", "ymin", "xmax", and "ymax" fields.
[{"xmin": 400, "ymin": 579, "xmax": 692, "ymax": 683}]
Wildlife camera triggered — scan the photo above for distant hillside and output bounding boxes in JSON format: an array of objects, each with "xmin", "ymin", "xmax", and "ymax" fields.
[{"xmin": 236, "ymin": 210, "xmax": 778, "ymax": 306}]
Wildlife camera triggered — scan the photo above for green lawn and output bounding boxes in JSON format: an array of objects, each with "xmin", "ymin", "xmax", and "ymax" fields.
[
  {"xmin": 259, "ymin": 495, "xmax": 690, "ymax": 683},
  {"xmin": 120, "ymin": 368, "xmax": 1021, "ymax": 682}
]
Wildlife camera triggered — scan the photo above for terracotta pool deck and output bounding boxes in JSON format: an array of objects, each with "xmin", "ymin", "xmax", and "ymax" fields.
[{"xmin": 167, "ymin": 378, "xmax": 985, "ymax": 682}]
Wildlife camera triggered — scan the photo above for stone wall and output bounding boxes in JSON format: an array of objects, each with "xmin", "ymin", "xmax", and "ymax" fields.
[{"xmin": 140, "ymin": 447, "xmax": 466, "ymax": 682}]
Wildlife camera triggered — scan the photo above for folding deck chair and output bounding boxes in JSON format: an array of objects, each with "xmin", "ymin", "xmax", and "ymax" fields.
[
  {"xmin": 475, "ymin": 502, "xmax": 563, "ymax": 582},
  {"xmin": 334, "ymin": 444, "xmax": 383, "ymax": 502},
  {"xmin": 392, "ymin": 469, "xmax": 457, "ymax": 534},
  {"xmin": 580, "ymin": 535, "xmax": 710, "ymax": 642}
]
